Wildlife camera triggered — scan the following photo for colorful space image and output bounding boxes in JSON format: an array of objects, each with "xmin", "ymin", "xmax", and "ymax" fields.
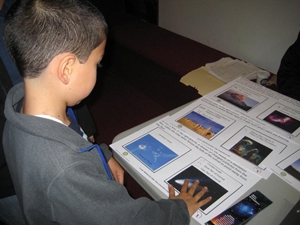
[
  {"xmin": 284, "ymin": 158, "xmax": 300, "ymax": 181},
  {"xmin": 177, "ymin": 111, "xmax": 224, "ymax": 140},
  {"xmin": 263, "ymin": 110, "xmax": 300, "ymax": 133},
  {"xmin": 167, "ymin": 166, "xmax": 228, "ymax": 211},
  {"xmin": 124, "ymin": 134, "xmax": 178, "ymax": 171},
  {"xmin": 229, "ymin": 136, "xmax": 272, "ymax": 166},
  {"xmin": 217, "ymin": 89, "xmax": 259, "ymax": 111},
  {"xmin": 206, "ymin": 191, "xmax": 272, "ymax": 225}
]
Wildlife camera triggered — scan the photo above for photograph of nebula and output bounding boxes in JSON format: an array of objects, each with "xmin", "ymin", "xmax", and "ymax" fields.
[
  {"xmin": 284, "ymin": 158, "xmax": 300, "ymax": 182},
  {"xmin": 167, "ymin": 166, "xmax": 228, "ymax": 211},
  {"xmin": 263, "ymin": 110, "xmax": 300, "ymax": 133},
  {"xmin": 217, "ymin": 89, "xmax": 259, "ymax": 111},
  {"xmin": 229, "ymin": 136, "xmax": 272, "ymax": 166}
]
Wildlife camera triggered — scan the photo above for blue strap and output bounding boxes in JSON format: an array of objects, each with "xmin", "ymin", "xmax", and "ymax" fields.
[
  {"xmin": 67, "ymin": 107, "xmax": 77, "ymax": 122},
  {"xmin": 67, "ymin": 107, "xmax": 113, "ymax": 181},
  {"xmin": 79, "ymin": 145, "xmax": 114, "ymax": 181}
]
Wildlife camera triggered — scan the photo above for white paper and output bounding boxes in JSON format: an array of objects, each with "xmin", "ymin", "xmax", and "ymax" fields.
[
  {"xmin": 110, "ymin": 77, "xmax": 300, "ymax": 224},
  {"xmin": 205, "ymin": 57, "xmax": 263, "ymax": 83}
]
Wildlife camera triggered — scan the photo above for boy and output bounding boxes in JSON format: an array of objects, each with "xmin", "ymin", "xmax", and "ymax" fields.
[
  {"xmin": 3, "ymin": 0, "xmax": 211, "ymax": 224},
  {"xmin": 0, "ymin": 1, "xmax": 96, "ymax": 224}
]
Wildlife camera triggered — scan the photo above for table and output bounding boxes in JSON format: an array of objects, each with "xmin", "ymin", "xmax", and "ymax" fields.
[{"xmin": 112, "ymin": 101, "xmax": 300, "ymax": 225}]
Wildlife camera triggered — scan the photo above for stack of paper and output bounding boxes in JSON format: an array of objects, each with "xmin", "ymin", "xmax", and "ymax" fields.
[{"xmin": 205, "ymin": 57, "xmax": 262, "ymax": 83}]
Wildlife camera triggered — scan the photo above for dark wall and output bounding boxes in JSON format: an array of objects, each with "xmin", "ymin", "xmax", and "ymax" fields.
[
  {"xmin": 124, "ymin": 0, "xmax": 158, "ymax": 24},
  {"xmin": 89, "ymin": 0, "xmax": 158, "ymax": 25}
]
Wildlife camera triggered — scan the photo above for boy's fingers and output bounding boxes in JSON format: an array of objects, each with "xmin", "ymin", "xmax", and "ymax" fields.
[
  {"xmin": 187, "ymin": 180, "xmax": 199, "ymax": 195},
  {"xmin": 194, "ymin": 186, "xmax": 211, "ymax": 207},
  {"xmin": 197, "ymin": 196, "xmax": 212, "ymax": 208},
  {"xmin": 180, "ymin": 179, "xmax": 190, "ymax": 192},
  {"xmin": 194, "ymin": 186, "xmax": 208, "ymax": 199},
  {"xmin": 168, "ymin": 184, "xmax": 175, "ymax": 198}
]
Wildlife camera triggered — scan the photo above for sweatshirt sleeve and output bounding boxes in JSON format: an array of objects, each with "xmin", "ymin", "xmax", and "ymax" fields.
[{"xmin": 48, "ymin": 161, "xmax": 190, "ymax": 225}]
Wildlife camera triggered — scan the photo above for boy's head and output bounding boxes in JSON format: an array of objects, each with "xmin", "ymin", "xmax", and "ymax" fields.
[{"xmin": 3, "ymin": 0, "xmax": 107, "ymax": 79}]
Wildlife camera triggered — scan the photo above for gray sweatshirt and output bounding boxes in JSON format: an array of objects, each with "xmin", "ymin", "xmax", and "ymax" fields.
[{"xmin": 3, "ymin": 83, "xmax": 190, "ymax": 225}]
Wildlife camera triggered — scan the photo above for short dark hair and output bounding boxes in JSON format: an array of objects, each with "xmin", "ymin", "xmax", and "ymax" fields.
[{"xmin": 3, "ymin": 0, "xmax": 108, "ymax": 78}]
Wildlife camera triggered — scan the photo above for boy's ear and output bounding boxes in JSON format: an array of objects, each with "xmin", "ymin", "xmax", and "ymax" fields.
[{"xmin": 58, "ymin": 54, "xmax": 77, "ymax": 85}]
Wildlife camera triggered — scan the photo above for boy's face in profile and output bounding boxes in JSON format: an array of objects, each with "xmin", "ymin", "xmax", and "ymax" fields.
[{"xmin": 70, "ymin": 39, "xmax": 106, "ymax": 105}]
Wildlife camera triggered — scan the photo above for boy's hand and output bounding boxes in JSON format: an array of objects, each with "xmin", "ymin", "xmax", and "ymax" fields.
[
  {"xmin": 107, "ymin": 157, "xmax": 124, "ymax": 184},
  {"xmin": 168, "ymin": 179, "xmax": 211, "ymax": 216}
]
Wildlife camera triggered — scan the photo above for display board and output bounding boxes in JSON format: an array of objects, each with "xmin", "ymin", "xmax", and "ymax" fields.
[{"xmin": 111, "ymin": 77, "xmax": 300, "ymax": 224}]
